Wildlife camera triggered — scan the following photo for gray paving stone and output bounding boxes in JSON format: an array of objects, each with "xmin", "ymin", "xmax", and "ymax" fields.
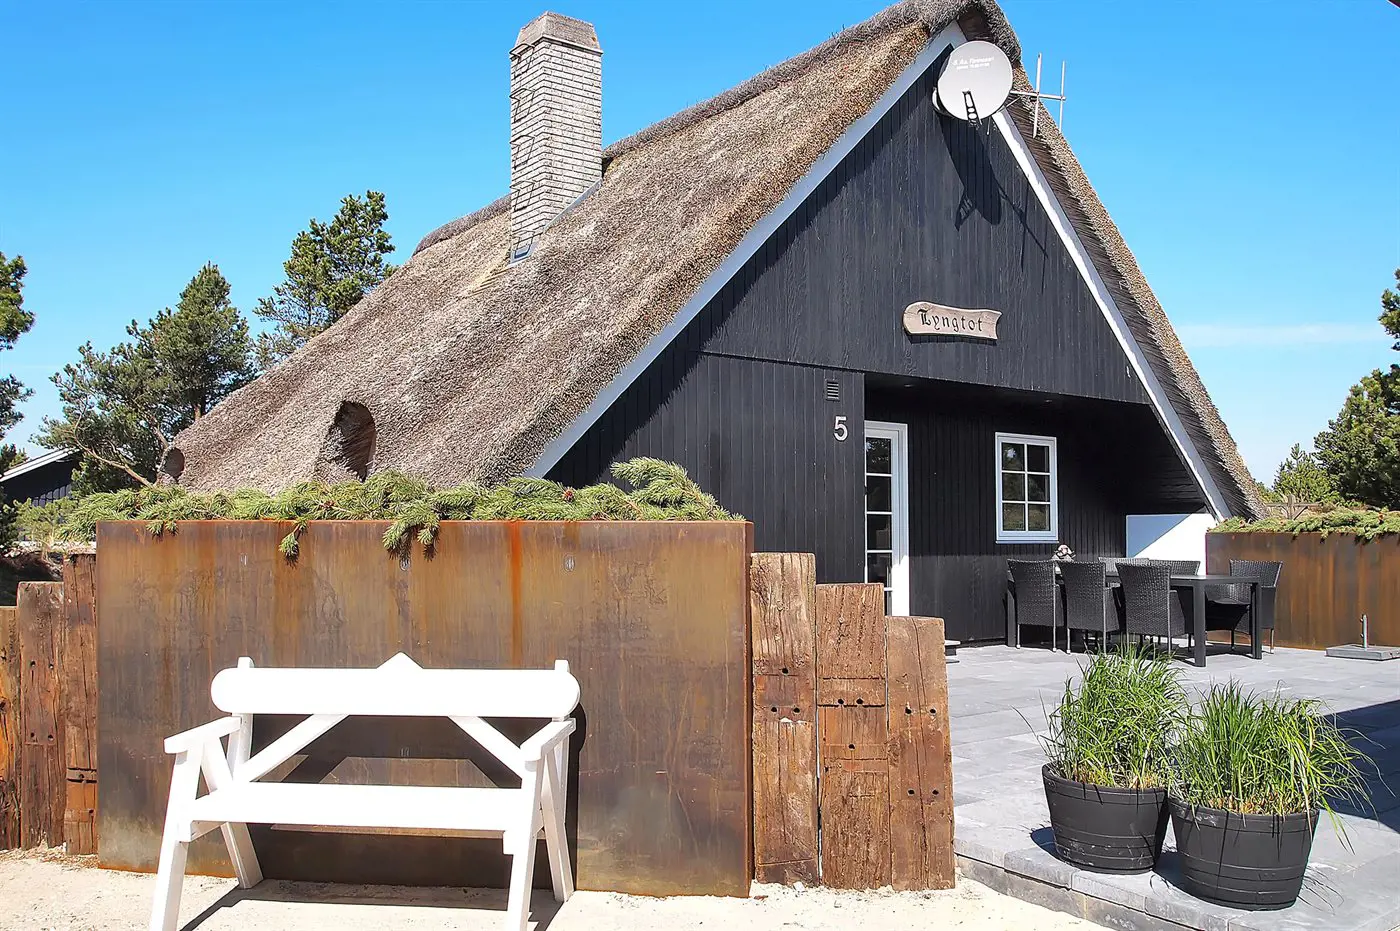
[
  {"xmin": 1070, "ymin": 869, "xmax": 1150, "ymax": 914},
  {"xmin": 1004, "ymin": 843, "xmax": 1078, "ymax": 887},
  {"xmin": 948, "ymin": 644, "xmax": 1400, "ymax": 931}
]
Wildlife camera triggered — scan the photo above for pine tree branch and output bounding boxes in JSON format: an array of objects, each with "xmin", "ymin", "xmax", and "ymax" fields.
[{"xmin": 72, "ymin": 436, "xmax": 154, "ymax": 488}]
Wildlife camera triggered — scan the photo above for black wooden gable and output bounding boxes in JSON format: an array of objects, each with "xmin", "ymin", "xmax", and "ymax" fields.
[{"xmin": 683, "ymin": 61, "xmax": 1153, "ymax": 408}]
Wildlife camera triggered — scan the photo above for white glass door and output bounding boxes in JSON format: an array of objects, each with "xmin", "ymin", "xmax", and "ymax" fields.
[{"xmin": 864, "ymin": 421, "xmax": 909, "ymax": 616}]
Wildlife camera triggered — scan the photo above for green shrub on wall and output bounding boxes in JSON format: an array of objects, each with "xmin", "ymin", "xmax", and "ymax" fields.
[
  {"xmin": 18, "ymin": 457, "xmax": 740, "ymax": 558},
  {"xmin": 1213, "ymin": 507, "xmax": 1400, "ymax": 541}
]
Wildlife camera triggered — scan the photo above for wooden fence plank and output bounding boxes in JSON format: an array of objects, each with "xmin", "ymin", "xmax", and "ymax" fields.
[
  {"xmin": 816, "ymin": 583, "xmax": 886, "ymax": 682},
  {"xmin": 750, "ymin": 553, "xmax": 818, "ymax": 884},
  {"xmin": 816, "ymin": 583, "xmax": 889, "ymax": 889},
  {"xmin": 819, "ymin": 759, "xmax": 890, "ymax": 890},
  {"xmin": 61, "ymin": 555, "xmax": 98, "ymax": 854},
  {"xmin": 0, "ymin": 606, "xmax": 19, "ymax": 848},
  {"xmin": 18, "ymin": 581, "xmax": 64, "ymax": 849},
  {"xmin": 886, "ymin": 615, "xmax": 955, "ymax": 890}
]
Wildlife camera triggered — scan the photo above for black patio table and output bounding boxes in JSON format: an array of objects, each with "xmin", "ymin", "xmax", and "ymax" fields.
[{"xmin": 1004, "ymin": 567, "xmax": 1260, "ymax": 667}]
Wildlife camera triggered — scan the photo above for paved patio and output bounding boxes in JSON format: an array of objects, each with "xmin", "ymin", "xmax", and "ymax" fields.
[{"xmin": 948, "ymin": 644, "xmax": 1400, "ymax": 931}]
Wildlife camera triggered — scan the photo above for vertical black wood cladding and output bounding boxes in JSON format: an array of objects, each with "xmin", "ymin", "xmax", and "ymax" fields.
[
  {"xmin": 695, "ymin": 65, "xmax": 1149, "ymax": 404},
  {"xmin": 549, "ymin": 58, "xmax": 1211, "ymax": 641},
  {"xmin": 550, "ymin": 349, "xmax": 865, "ymax": 585},
  {"xmin": 866, "ymin": 382, "xmax": 1204, "ymax": 641}
]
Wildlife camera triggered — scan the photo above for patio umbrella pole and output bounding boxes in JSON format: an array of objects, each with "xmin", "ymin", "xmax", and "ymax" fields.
[{"xmin": 1325, "ymin": 613, "xmax": 1400, "ymax": 662}]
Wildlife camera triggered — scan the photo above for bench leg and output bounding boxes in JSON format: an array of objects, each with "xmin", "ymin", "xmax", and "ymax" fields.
[
  {"xmin": 504, "ymin": 838, "xmax": 538, "ymax": 931},
  {"xmin": 541, "ymin": 745, "xmax": 574, "ymax": 902},
  {"xmin": 504, "ymin": 763, "xmax": 545, "ymax": 931},
  {"xmin": 149, "ymin": 752, "xmax": 200, "ymax": 931},
  {"xmin": 204, "ymin": 726, "xmax": 263, "ymax": 889},
  {"xmin": 219, "ymin": 823, "xmax": 263, "ymax": 889}
]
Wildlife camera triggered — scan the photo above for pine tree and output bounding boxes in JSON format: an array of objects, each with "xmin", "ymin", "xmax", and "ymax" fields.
[
  {"xmin": 254, "ymin": 191, "xmax": 396, "ymax": 367},
  {"xmin": 0, "ymin": 252, "xmax": 35, "ymax": 437},
  {"xmin": 1315, "ymin": 270, "xmax": 1400, "ymax": 508},
  {"xmin": 1271, "ymin": 444, "xmax": 1337, "ymax": 504},
  {"xmin": 149, "ymin": 263, "xmax": 254, "ymax": 419},
  {"xmin": 0, "ymin": 253, "xmax": 36, "ymax": 549},
  {"xmin": 38, "ymin": 263, "xmax": 254, "ymax": 491}
]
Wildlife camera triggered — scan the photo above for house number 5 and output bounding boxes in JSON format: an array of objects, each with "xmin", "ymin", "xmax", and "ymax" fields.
[{"xmin": 833, "ymin": 415, "xmax": 848, "ymax": 441}]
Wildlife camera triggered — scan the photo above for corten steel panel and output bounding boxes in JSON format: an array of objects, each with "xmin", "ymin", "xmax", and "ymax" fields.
[
  {"xmin": 1208, "ymin": 532, "xmax": 1399, "ymax": 651},
  {"xmin": 96, "ymin": 520, "xmax": 752, "ymax": 896}
]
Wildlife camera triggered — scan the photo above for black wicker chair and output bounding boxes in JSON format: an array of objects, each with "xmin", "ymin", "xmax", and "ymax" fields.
[
  {"xmin": 1008, "ymin": 559, "xmax": 1059, "ymax": 650},
  {"xmin": 1060, "ymin": 560, "xmax": 1120, "ymax": 650},
  {"xmin": 1206, "ymin": 559, "xmax": 1282, "ymax": 652},
  {"xmin": 1117, "ymin": 561, "xmax": 1196, "ymax": 653},
  {"xmin": 1113, "ymin": 557, "xmax": 1201, "ymax": 576}
]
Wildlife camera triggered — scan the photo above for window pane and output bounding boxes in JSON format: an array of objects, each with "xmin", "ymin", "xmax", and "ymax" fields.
[
  {"xmin": 866, "ymin": 437, "xmax": 891, "ymax": 474},
  {"xmin": 1002, "ymin": 503, "xmax": 1026, "ymax": 531},
  {"xmin": 1001, "ymin": 472, "xmax": 1026, "ymax": 502},
  {"xmin": 866, "ymin": 475, "xmax": 891, "ymax": 512},
  {"xmin": 1001, "ymin": 442, "xmax": 1024, "ymax": 471},
  {"xmin": 1027, "ymin": 503, "xmax": 1050, "ymax": 531},
  {"xmin": 1026, "ymin": 473, "xmax": 1050, "ymax": 502},
  {"xmin": 1026, "ymin": 443, "xmax": 1050, "ymax": 473},
  {"xmin": 867, "ymin": 553, "xmax": 892, "ymax": 587},
  {"xmin": 867, "ymin": 514, "xmax": 892, "ymax": 550},
  {"xmin": 884, "ymin": 590, "xmax": 893, "ymax": 616}
]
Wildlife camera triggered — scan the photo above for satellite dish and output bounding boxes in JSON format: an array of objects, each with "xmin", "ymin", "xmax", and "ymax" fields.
[{"xmin": 934, "ymin": 40, "xmax": 1013, "ymax": 124}]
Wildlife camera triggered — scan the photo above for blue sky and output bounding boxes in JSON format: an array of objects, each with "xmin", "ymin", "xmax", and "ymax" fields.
[{"xmin": 1, "ymin": 1, "xmax": 1396, "ymax": 481}]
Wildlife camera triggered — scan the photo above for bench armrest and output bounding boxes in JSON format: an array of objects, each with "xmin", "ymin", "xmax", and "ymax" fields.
[
  {"xmin": 165, "ymin": 716, "xmax": 242, "ymax": 754},
  {"xmin": 520, "ymin": 719, "xmax": 576, "ymax": 762}
]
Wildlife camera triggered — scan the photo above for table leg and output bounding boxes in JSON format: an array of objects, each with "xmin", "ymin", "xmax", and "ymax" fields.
[
  {"xmin": 1193, "ymin": 582, "xmax": 1207, "ymax": 667},
  {"xmin": 1251, "ymin": 582, "xmax": 1262, "ymax": 660}
]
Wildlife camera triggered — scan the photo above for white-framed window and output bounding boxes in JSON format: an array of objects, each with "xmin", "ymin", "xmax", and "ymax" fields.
[{"xmin": 996, "ymin": 432, "xmax": 1058, "ymax": 543}]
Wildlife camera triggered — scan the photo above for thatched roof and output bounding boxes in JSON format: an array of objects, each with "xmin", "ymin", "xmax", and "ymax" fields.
[{"xmin": 170, "ymin": 0, "xmax": 1261, "ymax": 518}]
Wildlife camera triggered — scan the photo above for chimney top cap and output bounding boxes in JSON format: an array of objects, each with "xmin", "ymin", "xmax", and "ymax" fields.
[{"xmin": 515, "ymin": 12, "xmax": 601, "ymax": 54}]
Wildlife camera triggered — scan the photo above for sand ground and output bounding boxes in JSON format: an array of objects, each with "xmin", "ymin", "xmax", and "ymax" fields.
[{"xmin": 0, "ymin": 849, "xmax": 1096, "ymax": 930}]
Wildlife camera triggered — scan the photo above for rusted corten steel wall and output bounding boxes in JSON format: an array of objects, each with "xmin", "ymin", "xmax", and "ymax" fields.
[
  {"xmin": 96, "ymin": 520, "xmax": 752, "ymax": 896},
  {"xmin": 1207, "ymin": 532, "xmax": 1400, "ymax": 650}
]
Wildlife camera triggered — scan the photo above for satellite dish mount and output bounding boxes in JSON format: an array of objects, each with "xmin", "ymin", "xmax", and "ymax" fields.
[{"xmin": 933, "ymin": 42, "xmax": 1068, "ymax": 138}]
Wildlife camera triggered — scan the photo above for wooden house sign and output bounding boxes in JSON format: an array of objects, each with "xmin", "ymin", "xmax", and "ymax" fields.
[{"xmin": 903, "ymin": 302, "xmax": 1000, "ymax": 341}]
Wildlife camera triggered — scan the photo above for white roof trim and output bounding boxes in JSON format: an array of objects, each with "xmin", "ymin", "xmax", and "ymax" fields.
[
  {"xmin": 1, "ymin": 447, "xmax": 78, "ymax": 483},
  {"xmin": 527, "ymin": 25, "xmax": 963, "ymax": 479},
  {"xmin": 528, "ymin": 23, "xmax": 1232, "ymax": 520},
  {"xmin": 981, "ymin": 60, "xmax": 1230, "ymax": 518}
]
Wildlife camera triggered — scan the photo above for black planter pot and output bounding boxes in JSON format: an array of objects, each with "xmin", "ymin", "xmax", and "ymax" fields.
[
  {"xmin": 1042, "ymin": 764, "xmax": 1169, "ymax": 872},
  {"xmin": 1169, "ymin": 798, "xmax": 1319, "ymax": 910}
]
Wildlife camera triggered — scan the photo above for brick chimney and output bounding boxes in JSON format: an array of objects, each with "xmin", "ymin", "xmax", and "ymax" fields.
[{"xmin": 509, "ymin": 13, "xmax": 602, "ymax": 259}]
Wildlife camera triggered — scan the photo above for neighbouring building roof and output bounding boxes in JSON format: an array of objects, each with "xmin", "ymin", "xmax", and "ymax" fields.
[
  {"xmin": 169, "ymin": 0, "xmax": 1262, "ymax": 518},
  {"xmin": 0, "ymin": 447, "xmax": 79, "ymax": 484}
]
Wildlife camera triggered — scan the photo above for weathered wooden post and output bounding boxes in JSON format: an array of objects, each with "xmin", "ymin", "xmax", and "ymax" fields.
[{"xmin": 749, "ymin": 553, "xmax": 819, "ymax": 883}]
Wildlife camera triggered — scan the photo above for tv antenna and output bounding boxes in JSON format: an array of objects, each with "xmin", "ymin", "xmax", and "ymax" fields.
[{"xmin": 1010, "ymin": 53, "xmax": 1067, "ymax": 138}]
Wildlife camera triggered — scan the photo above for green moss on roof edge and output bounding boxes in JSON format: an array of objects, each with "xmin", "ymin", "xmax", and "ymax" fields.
[
  {"xmin": 20, "ymin": 458, "xmax": 741, "ymax": 559},
  {"xmin": 1213, "ymin": 508, "xmax": 1400, "ymax": 541}
]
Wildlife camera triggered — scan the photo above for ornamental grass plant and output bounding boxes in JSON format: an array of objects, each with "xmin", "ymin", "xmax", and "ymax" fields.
[
  {"xmin": 1042, "ymin": 645, "xmax": 1185, "ymax": 790},
  {"xmin": 1172, "ymin": 683, "xmax": 1370, "ymax": 821}
]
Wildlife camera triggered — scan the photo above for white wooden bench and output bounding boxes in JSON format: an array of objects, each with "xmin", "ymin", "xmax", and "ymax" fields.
[{"xmin": 149, "ymin": 653, "xmax": 579, "ymax": 931}]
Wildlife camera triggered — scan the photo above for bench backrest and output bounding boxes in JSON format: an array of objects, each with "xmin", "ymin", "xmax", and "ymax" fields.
[{"xmin": 210, "ymin": 653, "xmax": 580, "ymax": 719}]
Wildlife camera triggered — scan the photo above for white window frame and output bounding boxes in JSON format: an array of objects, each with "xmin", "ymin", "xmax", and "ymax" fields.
[
  {"xmin": 864, "ymin": 421, "xmax": 910, "ymax": 616},
  {"xmin": 995, "ymin": 432, "xmax": 1059, "ymax": 544}
]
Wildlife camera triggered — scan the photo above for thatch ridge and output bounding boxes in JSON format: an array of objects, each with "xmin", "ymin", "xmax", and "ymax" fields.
[
  {"xmin": 174, "ymin": 0, "xmax": 1259, "ymax": 519},
  {"xmin": 415, "ymin": 0, "xmax": 1016, "ymax": 258}
]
